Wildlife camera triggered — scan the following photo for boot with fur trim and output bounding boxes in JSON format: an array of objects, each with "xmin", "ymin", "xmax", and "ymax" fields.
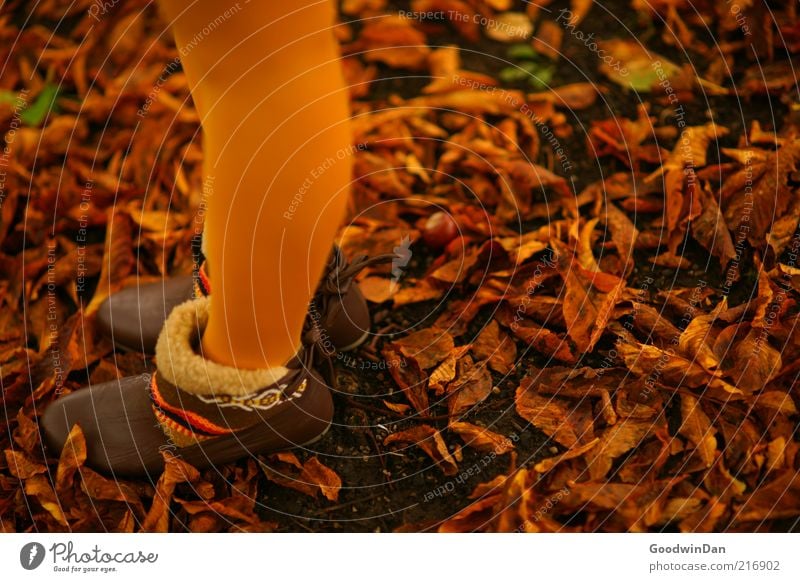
[
  {"xmin": 97, "ymin": 245, "xmax": 390, "ymax": 355},
  {"xmin": 42, "ymin": 296, "xmax": 332, "ymax": 479}
]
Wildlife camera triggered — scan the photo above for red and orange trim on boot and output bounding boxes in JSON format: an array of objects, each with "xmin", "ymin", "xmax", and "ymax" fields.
[
  {"xmin": 149, "ymin": 371, "xmax": 234, "ymax": 447},
  {"xmin": 193, "ymin": 261, "xmax": 211, "ymax": 298},
  {"xmin": 147, "ymin": 296, "xmax": 313, "ymax": 449}
]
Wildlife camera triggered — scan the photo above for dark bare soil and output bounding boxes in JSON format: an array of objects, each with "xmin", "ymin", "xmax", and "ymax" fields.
[{"xmin": 244, "ymin": 0, "xmax": 793, "ymax": 532}]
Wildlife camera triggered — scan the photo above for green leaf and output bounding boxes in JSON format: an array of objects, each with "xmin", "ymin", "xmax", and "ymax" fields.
[
  {"xmin": 596, "ymin": 39, "xmax": 682, "ymax": 93},
  {"xmin": 0, "ymin": 90, "xmax": 22, "ymax": 106},
  {"xmin": 527, "ymin": 65, "xmax": 555, "ymax": 91},
  {"xmin": 20, "ymin": 84, "xmax": 59, "ymax": 126},
  {"xmin": 506, "ymin": 43, "xmax": 539, "ymax": 61},
  {"xmin": 499, "ymin": 61, "xmax": 555, "ymax": 88},
  {"xmin": 499, "ymin": 66, "xmax": 530, "ymax": 84}
]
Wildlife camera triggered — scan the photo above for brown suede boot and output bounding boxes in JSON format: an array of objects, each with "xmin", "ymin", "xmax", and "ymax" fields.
[
  {"xmin": 42, "ymin": 296, "xmax": 333, "ymax": 478},
  {"xmin": 97, "ymin": 246, "xmax": 391, "ymax": 355}
]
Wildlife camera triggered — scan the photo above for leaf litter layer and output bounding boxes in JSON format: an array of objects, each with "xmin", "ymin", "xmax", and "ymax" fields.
[{"xmin": 1, "ymin": 0, "xmax": 799, "ymax": 532}]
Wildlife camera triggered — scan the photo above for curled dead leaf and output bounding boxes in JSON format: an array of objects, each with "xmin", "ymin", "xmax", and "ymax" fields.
[
  {"xmin": 384, "ymin": 425, "xmax": 458, "ymax": 475},
  {"xmin": 449, "ymin": 421, "xmax": 515, "ymax": 454}
]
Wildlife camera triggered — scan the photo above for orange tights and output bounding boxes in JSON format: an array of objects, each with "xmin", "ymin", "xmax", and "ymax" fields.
[{"xmin": 158, "ymin": 0, "xmax": 351, "ymax": 370}]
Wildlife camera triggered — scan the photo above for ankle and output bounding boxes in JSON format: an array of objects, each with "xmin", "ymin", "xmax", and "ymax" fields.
[
  {"xmin": 151, "ymin": 296, "xmax": 296, "ymax": 446},
  {"xmin": 200, "ymin": 329, "xmax": 301, "ymax": 371}
]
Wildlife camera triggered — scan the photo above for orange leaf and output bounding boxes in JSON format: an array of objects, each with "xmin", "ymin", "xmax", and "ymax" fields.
[
  {"xmin": 384, "ymin": 425, "xmax": 458, "ymax": 475},
  {"xmin": 447, "ymin": 356, "xmax": 493, "ymax": 417},
  {"xmin": 449, "ymin": 421, "xmax": 515, "ymax": 454},
  {"xmin": 382, "ymin": 345, "xmax": 430, "ymax": 416},
  {"xmin": 55, "ymin": 424, "xmax": 87, "ymax": 493},
  {"xmin": 355, "ymin": 16, "xmax": 430, "ymax": 70},
  {"xmin": 142, "ymin": 452, "xmax": 201, "ymax": 533},
  {"xmin": 4, "ymin": 449, "xmax": 47, "ymax": 480},
  {"xmin": 471, "ymin": 319, "xmax": 517, "ymax": 374},
  {"xmin": 392, "ymin": 327, "xmax": 454, "ymax": 370},
  {"xmin": 515, "ymin": 376, "xmax": 594, "ymax": 448},
  {"xmin": 382, "ymin": 400, "xmax": 411, "ymax": 414},
  {"xmin": 300, "ymin": 457, "xmax": 342, "ymax": 502},
  {"xmin": 24, "ymin": 475, "xmax": 67, "ymax": 526},
  {"xmin": 81, "ymin": 467, "xmax": 144, "ymax": 512}
]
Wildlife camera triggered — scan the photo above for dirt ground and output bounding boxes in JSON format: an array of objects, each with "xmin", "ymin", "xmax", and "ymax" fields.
[
  {"xmin": 262, "ymin": 0, "xmax": 795, "ymax": 532},
  {"xmin": 1, "ymin": 0, "xmax": 799, "ymax": 533}
]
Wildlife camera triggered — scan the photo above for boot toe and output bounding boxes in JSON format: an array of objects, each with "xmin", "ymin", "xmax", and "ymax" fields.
[
  {"xmin": 41, "ymin": 375, "xmax": 169, "ymax": 479},
  {"xmin": 96, "ymin": 276, "xmax": 195, "ymax": 354},
  {"xmin": 40, "ymin": 371, "xmax": 333, "ymax": 479},
  {"xmin": 325, "ymin": 284, "xmax": 371, "ymax": 352}
]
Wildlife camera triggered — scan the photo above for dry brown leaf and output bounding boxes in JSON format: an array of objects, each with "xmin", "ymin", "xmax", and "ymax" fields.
[
  {"xmin": 382, "ymin": 345, "xmax": 430, "ymax": 415},
  {"xmin": 4, "ymin": 449, "xmax": 47, "ymax": 480},
  {"xmin": 449, "ymin": 421, "xmax": 515, "ymax": 454},
  {"xmin": 85, "ymin": 211, "xmax": 135, "ymax": 316},
  {"xmin": 13, "ymin": 409, "xmax": 41, "ymax": 452},
  {"xmin": 722, "ymin": 141, "xmax": 800, "ymax": 248},
  {"xmin": 392, "ymin": 327, "xmax": 455, "ymax": 369},
  {"xmin": 516, "ymin": 379, "xmax": 587, "ymax": 448},
  {"xmin": 714, "ymin": 325, "xmax": 782, "ymax": 393},
  {"xmin": 141, "ymin": 452, "xmax": 201, "ymax": 533},
  {"xmin": 597, "ymin": 39, "xmax": 692, "ymax": 93},
  {"xmin": 384, "ymin": 425, "xmax": 458, "ymax": 475},
  {"xmin": 382, "ymin": 400, "xmax": 411, "ymax": 414},
  {"xmin": 679, "ymin": 394, "xmax": 717, "ymax": 468},
  {"xmin": 602, "ymin": 202, "xmax": 639, "ymax": 274},
  {"xmin": 428, "ymin": 350, "xmax": 460, "ymax": 394},
  {"xmin": 24, "ymin": 475, "xmax": 67, "ymax": 526},
  {"xmin": 393, "ymin": 278, "xmax": 445, "ymax": 305},
  {"xmin": 557, "ymin": 244, "xmax": 625, "ymax": 353},
  {"xmin": 533, "ymin": 438, "xmax": 600, "ymax": 473},
  {"xmin": 447, "ymin": 355, "xmax": 493, "ymax": 417},
  {"xmin": 358, "ymin": 276, "xmax": 397, "ymax": 303},
  {"xmin": 484, "ymin": 12, "xmax": 533, "ymax": 43},
  {"xmin": 81, "ymin": 467, "xmax": 144, "ymax": 512},
  {"xmin": 262, "ymin": 453, "xmax": 341, "ymax": 502},
  {"xmin": 754, "ymin": 391, "xmax": 797, "ymax": 415},
  {"xmin": 353, "ymin": 16, "xmax": 431, "ymax": 70},
  {"xmin": 495, "ymin": 304, "xmax": 577, "ymax": 363},
  {"xmin": 300, "ymin": 457, "xmax": 342, "ymax": 502},
  {"xmin": 531, "ymin": 20, "xmax": 564, "ymax": 60},
  {"xmin": 734, "ymin": 471, "xmax": 800, "ymax": 523},
  {"xmin": 692, "ymin": 185, "xmax": 737, "ymax": 268},
  {"xmin": 179, "ymin": 496, "xmax": 257, "ymax": 526},
  {"xmin": 570, "ymin": 0, "xmax": 594, "ymax": 25},
  {"xmin": 471, "ymin": 319, "xmax": 517, "ymax": 374},
  {"xmin": 55, "ymin": 424, "xmax": 87, "ymax": 493},
  {"xmin": 437, "ymin": 481, "xmax": 503, "ymax": 532}
]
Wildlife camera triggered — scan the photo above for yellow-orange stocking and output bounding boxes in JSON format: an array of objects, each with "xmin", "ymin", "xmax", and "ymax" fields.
[{"xmin": 158, "ymin": 0, "xmax": 352, "ymax": 369}]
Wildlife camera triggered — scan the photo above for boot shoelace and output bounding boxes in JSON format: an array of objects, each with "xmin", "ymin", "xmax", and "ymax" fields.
[
  {"xmin": 315, "ymin": 249, "xmax": 398, "ymax": 327},
  {"xmin": 304, "ymin": 249, "xmax": 399, "ymax": 390},
  {"xmin": 193, "ymin": 247, "xmax": 399, "ymax": 392}
]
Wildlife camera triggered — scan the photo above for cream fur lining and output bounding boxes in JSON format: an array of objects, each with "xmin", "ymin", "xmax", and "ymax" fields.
[{"xmin": 154, "ymin": 296, "xmax": 290, "ymax": 397}]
